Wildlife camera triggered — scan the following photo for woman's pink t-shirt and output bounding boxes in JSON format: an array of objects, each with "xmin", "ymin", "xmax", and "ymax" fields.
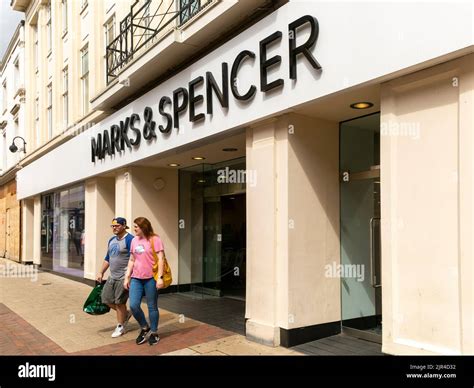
[{"xmin": 130, "ymin": 235, "xmax": 164, "ymax": 279}]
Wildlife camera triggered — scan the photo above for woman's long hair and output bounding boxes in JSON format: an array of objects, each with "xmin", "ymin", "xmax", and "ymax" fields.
[{"xmin": 134, "ymin": 217, "xmax": 156, "ymax": 240}]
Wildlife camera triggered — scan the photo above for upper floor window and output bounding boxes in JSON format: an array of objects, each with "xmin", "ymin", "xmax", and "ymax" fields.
[
  {"xmin": 62, "ymin": 67, "xmax": 68, "ymax": 128},
  {"xmin": 47, "ymin": 83, "xmax": 53, "ymax": 139},
  {"xmin": 180, "ymin": 0, "xmax": 201, "ymax": 25},
  {"xmin": 104, "ymin": 15, "xmax": 115, "ymax": 47},
  {"xmin": 81, "ymin": 46, "xmax": 89, "ymax": 115},
  {"xmin": 104, "ymin": 15, "xmax": 115, "ymax": 83},
  {"xmin": 34, "ymin": 25, "xmax": 38, "ymax": 71},
  {"xmin": 47, "ymin": 4, "xmax": 52, "ymax": 53},
  {"xmin": 35, "ymin": 96, "xmax": 40, "ymax": 146},
  {"xmin": 14, "ymin": 57, "xmax": 20, "ymax": 92},
  {"xmin": 62, "ymin": 0, "xmax": 68, "ymax": 34},
  {"xmin": 2, "ymin": 81, "xmax": 7, "ymax": 112}
]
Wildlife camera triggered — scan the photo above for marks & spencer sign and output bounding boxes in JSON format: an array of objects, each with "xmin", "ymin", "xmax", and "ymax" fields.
[{"xmin": 91, "ymin": 15, "xmax": 321, "ymax": 163}]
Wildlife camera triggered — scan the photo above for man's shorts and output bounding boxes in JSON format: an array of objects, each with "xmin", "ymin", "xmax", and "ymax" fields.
[{"xmin": 101, "ymin": 277, "xmax": 129, "ymax": 305}]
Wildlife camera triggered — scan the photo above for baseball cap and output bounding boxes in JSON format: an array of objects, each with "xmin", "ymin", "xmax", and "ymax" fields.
[{"xmin": 111, "ymin": 217, "xmax": 129, "ymax": 229}]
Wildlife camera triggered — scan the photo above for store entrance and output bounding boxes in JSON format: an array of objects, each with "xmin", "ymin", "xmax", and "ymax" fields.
[
  {"xmin": 178, "ymin": 157, "xmax": 246, "ymax": 300},
  {"xmin": 220, "ymin": 193, "xmax": 246, "ymax": 299},
  {"xmin": 340, "ymin": 113, "xmax": 382, "ymax": 343}
]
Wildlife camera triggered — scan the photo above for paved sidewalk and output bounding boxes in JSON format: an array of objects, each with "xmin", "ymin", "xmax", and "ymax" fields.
[{"xmin": 0, "ymin": 259, "xmax": 301, "ymax": 356}]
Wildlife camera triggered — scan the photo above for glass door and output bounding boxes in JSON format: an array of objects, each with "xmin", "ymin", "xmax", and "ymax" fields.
[
  {"xmin": 340, "ymin": 113, "xmax": 382, "ymax": 341},
  {"xmin": 178, "ymin": 157, "xmax": 246, "ymax": 299}
]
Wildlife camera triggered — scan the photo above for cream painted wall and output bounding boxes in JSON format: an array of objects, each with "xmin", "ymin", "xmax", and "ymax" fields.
[
  {"xmin": 33, "ymin": 195, "xmax": 41, "ymax": 265},
  {"xmin": 84, "ymin": 177, "xmax": 115, "ymax": 280},
  {"xmin": 115, "ymin": 168, "xmax": 132, "ymax": 223},
  {"xmin": 128, "ymin": 166, "xmax": 179, "ymax": 285},
  {"xmin": 246, "ymin": 119, "xmax": 283, "ymax": 346},
  {"xmin": 287, "ymin": 114, "xmax": 340, "ymax": 329},
  {"xmin": 381, "ymin": 54, "xmax": 474, "ymax": 355},
  {"xmin": 21, "ymin": 198, "xmax": 34, "ymax": 262},
  {"xmin": 246, "ymin": 114, "xmax": 341, "ymax": 345}
]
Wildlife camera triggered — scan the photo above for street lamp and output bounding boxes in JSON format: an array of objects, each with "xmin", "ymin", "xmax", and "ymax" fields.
[{"xmin": 9, "ymin": 136, "xmax": 27, "ymax": 154}]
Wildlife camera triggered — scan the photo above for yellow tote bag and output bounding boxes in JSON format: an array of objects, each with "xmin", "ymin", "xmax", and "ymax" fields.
[{"xmin": 151, "ymin": 238, "xmax": 172, "ymax": 288}]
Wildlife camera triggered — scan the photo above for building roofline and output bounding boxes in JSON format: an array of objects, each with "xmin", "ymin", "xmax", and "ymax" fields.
[{"xmin": 0, "ymin": 20, "xmax": 24, "ymax": 74}]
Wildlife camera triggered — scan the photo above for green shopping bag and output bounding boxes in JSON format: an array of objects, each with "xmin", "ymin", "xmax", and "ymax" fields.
[{"xmin": 83, "ymin": 282, "xmax": 110, "ymax": 315}]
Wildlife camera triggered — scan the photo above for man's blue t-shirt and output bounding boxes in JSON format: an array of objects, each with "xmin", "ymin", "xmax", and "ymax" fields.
[{"xmin": 105, "ymin": 233, "xmax": 134, "ymax": 280}]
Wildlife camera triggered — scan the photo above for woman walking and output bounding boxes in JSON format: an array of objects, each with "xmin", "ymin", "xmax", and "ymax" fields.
[{"xmin": 124, "ymin": 217, "xmax": 165, "ymax": 346}]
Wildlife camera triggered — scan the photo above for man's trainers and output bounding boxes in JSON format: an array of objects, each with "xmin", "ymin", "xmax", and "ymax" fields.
[
  {"xmin": 111, "ymin": 324, "xmax": 125, "ymax": 338},
  {"xmin": 148, "ymin": 333, "xmax": 160, "ymax": 346},
  {"xmin": 136, "ymin": 328, "xmax": 151, "ymax": 345}
]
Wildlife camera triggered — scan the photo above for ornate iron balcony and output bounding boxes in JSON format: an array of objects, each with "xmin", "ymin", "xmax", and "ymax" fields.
[{"xmin": 106, "ymin": 0, "xmax": 211, "ymax": 84}]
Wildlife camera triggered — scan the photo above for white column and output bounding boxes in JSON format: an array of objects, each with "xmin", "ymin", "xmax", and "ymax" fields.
[
  {"xmin": 380, "ymin": 54, "xmax": 473, "ymax": 355},
  {"xmin": 245, "ymin": 118, "xmax": 285, "ymax": 346},
  {"xmin": 84, "ymin": 177, "xmax": 115, "ymax": 280},
  {"xmin": 21, "ymin": 199, "xmax": 35, "ymax": 262},
  {"xmin": 33, "ymin": 196, "xmax": 41, "ymax": 265},
  {"xmin": 245, "ymin": 114, "xmax": 340, "ymax": 347}
]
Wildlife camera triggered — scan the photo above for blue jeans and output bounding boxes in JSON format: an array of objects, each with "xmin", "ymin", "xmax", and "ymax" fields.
[{"xmin": 129, "ymin": 277, "xmax": 159, "ymax": 332}]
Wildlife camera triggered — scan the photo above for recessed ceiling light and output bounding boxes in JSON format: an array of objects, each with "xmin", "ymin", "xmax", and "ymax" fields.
[
  {"xmin": 350, "ymin": 102, "xmax": 374, "ymax": 109},
  {"xmin": 197, "ymin": 179, "xmax": 206, "ymax": 183},
  {"xmin": 222, "ymin": 148, "xmax": 238, "ymax": 152},
  {"xmin": 192, "ymin": 156, "xmax": 205, "ymax": 160},
  {"xmin": 168, "ymin": 163, "xmax": 180, "ymax": 167}
]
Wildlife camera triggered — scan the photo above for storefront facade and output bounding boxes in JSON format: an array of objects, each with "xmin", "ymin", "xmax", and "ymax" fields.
[
  {"xmin": 0, "ymin": 21, "xmax": 26, "ymax": 263},
  {"xmin": 15, "ymin": 2, "xmax": 474, "ymax": 354}
]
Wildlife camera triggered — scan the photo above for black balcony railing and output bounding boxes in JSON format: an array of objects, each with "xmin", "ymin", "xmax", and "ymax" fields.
[{"xmin": 106, "ymin": 0, "xmax": 211, "ymax": 84}]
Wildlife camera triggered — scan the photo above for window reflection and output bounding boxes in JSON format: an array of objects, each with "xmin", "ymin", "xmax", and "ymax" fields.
[{"xmin": 41, "ymin": 184, "xmax": 85, "ymax": 278}]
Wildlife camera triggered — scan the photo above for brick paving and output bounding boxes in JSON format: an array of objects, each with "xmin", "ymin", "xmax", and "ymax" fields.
[
  {"xmin": 0, "ymin": 258, "xmax": 301, "ymax": 356},
  {"xmin": 0, "ymin": 303, "xmax": 65, "ymax": 355},
  {"xmin": 0, "ymin": 259, "xmax": 381, "ymax": 356},
  {"xmin": 73, "ymin": 325, "xmax": 234, "ymax": 355}
]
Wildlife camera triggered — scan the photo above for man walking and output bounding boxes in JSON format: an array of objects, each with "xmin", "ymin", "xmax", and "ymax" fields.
[{"xmin": 97, "ymin": 217, "xmax": 134, "ymax": 338}]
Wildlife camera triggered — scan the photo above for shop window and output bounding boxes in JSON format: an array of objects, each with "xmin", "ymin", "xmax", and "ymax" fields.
[{"xmin": 40, "ymin": 184, "xmax": 85, "ymax": 277}]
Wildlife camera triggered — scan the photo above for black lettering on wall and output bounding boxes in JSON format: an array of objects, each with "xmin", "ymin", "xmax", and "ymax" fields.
[
  {"xmin": 91, "ymin": 133, "xmax": 103, "ymax": 163},
  {"xmin": 260, "ymin": 31, "xmax": 283, "ymax": 92},
  {"xmin": 130, "ymin": 113, "xmax": 142, "ymax": 146},
  {"xmin": 142, "ymin": 108, "xmax": 156, "ymax": 141},
  {"xmin": 110, "ymin": 124, "xmax": 121, "ymax": 154},
  {"xmin": 159, "ymin": 96, "xmax": 172, "ymax": 133},
  {"xmin": 102, "ymin": 130, "xmax": 112, "ymax": 156},
  {"xmin": 90, "ymin": 15, "xmax": 320, "ymax": 163},
  {"xmin": 173, "ymin": 87, "xmax": 189, "ymax": 129},
  {"xmin": 206, "ymin": 62, "xmax": 229, "ymax": 114},
  {"xmin": 289, "ymin": 15, "xmax": 321, "ymax": 80},
  {"xmin": 189, "ymin": 76, "xmax": 205, "ymax": 122},
  {"xmin": 231, "ymin": 50, "xmax": 257, "ymax": 101},
  {"xmin": 119, "ymin": 117, "xmax": 132, "ymax": 150}
]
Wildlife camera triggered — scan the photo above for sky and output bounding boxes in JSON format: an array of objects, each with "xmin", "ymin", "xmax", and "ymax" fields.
[{"xmin": 0, "ymin": 0, "xmax": 24, "ymax": 62}]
